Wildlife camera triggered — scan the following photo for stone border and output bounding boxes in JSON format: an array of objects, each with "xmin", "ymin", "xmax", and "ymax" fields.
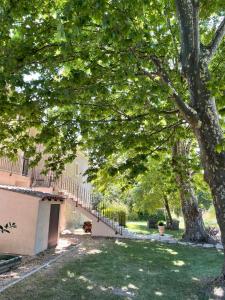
[{"xmin": 118, "ymin": 230, "xmax": 223, "ymax": 250}]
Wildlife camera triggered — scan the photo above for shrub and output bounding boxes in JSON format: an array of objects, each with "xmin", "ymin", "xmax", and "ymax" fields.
[
  {"xmin": 127, "ymin": 211, "xmax": 139, "ymax": 221},
  {"xmin": 101, "ymin": 202, "xmax": 127, "ymax": 227},
  {"xmin": 157, "ymin": 220, "xmax": 165, "ymax": 226},
  {"xmin": 147, "ymin": 210, "xmax": 165, "ymax": 229},
  {"xmin": 166, "ymin": 219, "xmax": 180, "ymax": 230}
]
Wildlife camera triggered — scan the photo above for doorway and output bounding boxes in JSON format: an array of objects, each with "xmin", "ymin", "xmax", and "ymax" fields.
[{"xmin": 48, "ymin": 204, "xmax": 60, "ymax": 248}]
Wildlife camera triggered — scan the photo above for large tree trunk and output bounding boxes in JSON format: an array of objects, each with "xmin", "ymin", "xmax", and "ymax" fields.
[
  {"xmin": 172, "ymin": 140, "xmax": 210, "ymax": 242},
  {"xmin": 174, "ymin": 0, "xmax": 225, "ymax": 279},
  {"xmin": 194, "ymin": 101, "xmax": 225, "ymax": 277}
]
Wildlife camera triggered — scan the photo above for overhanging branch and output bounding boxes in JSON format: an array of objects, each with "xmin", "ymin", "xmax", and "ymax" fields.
[
  {"xmin": 150, "ymin": 55, "xmax": 199, "ymax": 125},
  {"xmin": 206, "ymin": 17, "xmax": 225, "ymax": 62}
]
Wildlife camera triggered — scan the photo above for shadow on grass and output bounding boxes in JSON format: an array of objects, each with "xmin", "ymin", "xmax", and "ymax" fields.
[
  {"xmin": 56, "ymin": 239, "xmax": 224, "ymax": 299},
  {"xmin": 0, "ymin": 239, "xmax": 224, "ymax": 300}
]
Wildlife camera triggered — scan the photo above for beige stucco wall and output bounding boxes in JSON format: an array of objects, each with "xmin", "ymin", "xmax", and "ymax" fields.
[
  {"xmin": 0, "ymin": 190, "xmax": 63, "ymax": 255},
  {"xmin": 59, "ymin": 197, "xmax": 119, "ymax": 237},
  {"xmin": 0, "ymin": 190, "xmax": 39, "ymax": 255},
  {"xmin": 63, "ymin": 151, "xmax": 92, "ymax": 192},
  {"xmin": 60, "ymin": 198, "xmax": 87, "ymax": 233},
  {"xmin": 0, "ymin": 149, "xmax": 92, "ymax": 194},
  {"xmin": 76, "ymin": 205, "xmax": 118, "ymax": 237},
  {"xmin": 0, "ymin": 171, "xmax": 31, "ymax": 187},
  {"xmin": 34, "ymin": 201, "xmax": 51, "ymax": 254}
]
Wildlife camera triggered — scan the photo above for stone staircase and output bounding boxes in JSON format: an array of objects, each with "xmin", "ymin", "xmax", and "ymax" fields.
[
  {"xmin": 31, "ymin": 173, "xmax": 127, "ymax": 237},
  {"xmin": 56, "ymin": 187, "xmax": 125, "ymax": 237}
]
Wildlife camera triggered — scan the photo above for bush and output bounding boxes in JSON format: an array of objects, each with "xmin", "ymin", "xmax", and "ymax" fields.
[
  {"xmin": 147, "ymin": 210, "xmax": 165, "ymax": 229},
  {"xmin": 136, "ymin": 212, "xmax": 149, "ymax": 221},
  {"xmin": 118, "ymin": 211, "xmax": 126, "ymax": 227},
  {"xmin": 127, "ymin": 211, "xmax": 139, "ymax": 221},
  {"xmin": 166, "ymin": 219, "xmax": 180, "ymax": 230},
  {"xmin": 100, "ymin": 202, "xmax": 127, "ymax": 227},
  {"xmin": 157, "ymin": 220, "xmax": 165, "ymax": 226}
]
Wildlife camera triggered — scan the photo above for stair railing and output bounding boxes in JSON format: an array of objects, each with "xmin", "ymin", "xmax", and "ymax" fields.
[{"xmin": 53, "ymin": 175, "xmax": 123, "ymax": 235}]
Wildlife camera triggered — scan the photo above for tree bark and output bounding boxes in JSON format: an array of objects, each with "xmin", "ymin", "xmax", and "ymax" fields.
[
  {"xmin": 164, "ymin": 196, "xmax": 173, "ymax": 226},
  {"xmin": 194, "ymin": 103, "xmax": 225, "ymax": 276},
  {"xmin": 172, "ymin": 140, "xmax": 210, "ymax": 242},
  {"xmin": 174, "ymin": 0, "xmax": 225, "ymax": 279}
]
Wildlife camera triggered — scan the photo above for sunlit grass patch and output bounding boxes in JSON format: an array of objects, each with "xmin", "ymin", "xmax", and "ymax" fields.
[{"xmin": 0, "ymin": 238, "xmax": 223, "ymax": 300}]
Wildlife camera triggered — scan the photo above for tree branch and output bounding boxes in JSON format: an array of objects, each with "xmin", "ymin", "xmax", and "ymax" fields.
[
  {"xmin": 149, "ymin": 55, "xmax": 199, "ymax": 125},
  {"xmin": 206, "ymin": 17, "xmax": 225, "ymax": 62},
  {"xmin": 146, "ymin": 120, "xmax": 185, "ymax": 140}
]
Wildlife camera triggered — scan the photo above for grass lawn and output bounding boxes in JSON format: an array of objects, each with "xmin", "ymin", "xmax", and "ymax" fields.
[
  {"xmin": 126, "ymin": 207, "xmax": 218, "ymax": 239},
  {"xmin": 126, "ymin": 221, "xmax": 184, "ymax": 239},
  {"xmin": 0, "ymin": 238, "xmax": 223, "ymax": 300},
  {"xmin": 204, "ymin": 206, "xmax": 218, "ymax": 228}
]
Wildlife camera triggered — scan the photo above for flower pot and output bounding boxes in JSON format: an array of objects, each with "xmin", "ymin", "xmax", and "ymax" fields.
[
  {"xmin": 82, "ymin": 221, "xmax": 92, "ymax": 233},
  {"xmin": 158, "ymin": 225, "xmax": 165, "ymax": 236}
]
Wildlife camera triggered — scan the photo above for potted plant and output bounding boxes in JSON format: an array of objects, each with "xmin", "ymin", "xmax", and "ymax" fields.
[
  {"xmin": 82, "ymin": 221, "xmax": 92, "ymax": 233},
  {"xmin": 157, "ymin": 220, "xmax": 165, "ymax": 236}
]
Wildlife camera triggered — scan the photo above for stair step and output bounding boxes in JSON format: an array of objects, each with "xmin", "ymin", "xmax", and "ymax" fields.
[{"xmin": 58, "ymin": 188, "xmax": 124, "ymax": 235}]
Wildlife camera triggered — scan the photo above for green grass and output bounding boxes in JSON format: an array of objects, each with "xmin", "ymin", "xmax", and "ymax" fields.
[
  {"xmin": 0, "ymin": 238, "xmax": 223, "ymax": 300},
  {"xmin": 203, "ymin": 206, "xmax": 218, "ymax": 228},
  {"xmin": 127, "ymin": 221, "xmax": 184, "ymax": 239},
  {"xmin": 126, "ymin": 207, "xmax": 218, "ymax": 239}
]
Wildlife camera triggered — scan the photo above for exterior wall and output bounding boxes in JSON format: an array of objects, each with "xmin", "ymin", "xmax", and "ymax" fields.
[
  {"xmin": 63, "ymin": 150, "xmax": 92, "ymax": 192},
  {"xmin": 60, "ymin": 198, "xmax": 87, "ymax": 233},
  {"xmin": 34, "ymin": 201, "xmax": 51, "ymax": 254},
  {"xmin": 0, "ymin": 171, "xmax": 31, "ymax": 187},
  {"xmin": 75, "ymin": 205, "xmax": 118, "ymax": 237},
  {"xmin": 0, "ymin": 190, "xmax": 39, "ymax": 255},
  {"xmin": 0, "ymin": 149, "xmax": 92, "ymax": 192},
  {"xmin": 91, "ymin": 218, "xmax": 119, "ymax": 237},
  {"xmin": 59, "ymin": 198, "xmax": 119, "ymax": 238}
]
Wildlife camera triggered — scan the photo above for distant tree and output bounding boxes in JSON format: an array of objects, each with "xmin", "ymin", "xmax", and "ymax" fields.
[
  {"xmin": 172, "ymin": 140, "xmax": 211, "ymax": 242},
  {"xmin": 130, "ymin": 156, "xmax": 179, "ymax": 226}
]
